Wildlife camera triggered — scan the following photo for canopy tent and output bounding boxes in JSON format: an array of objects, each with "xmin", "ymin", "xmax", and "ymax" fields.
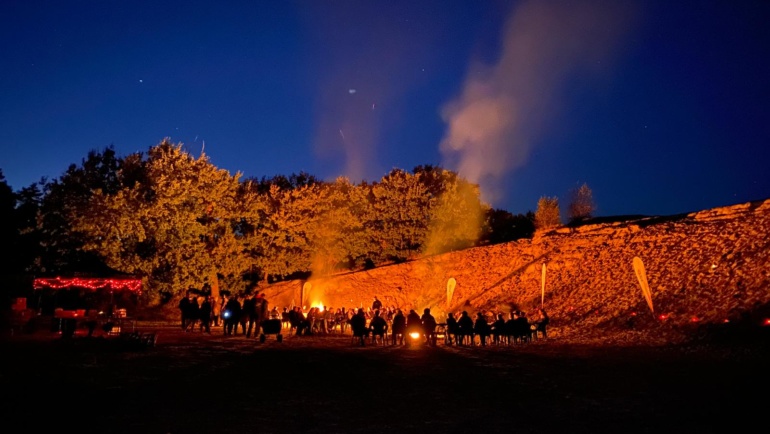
[{"xmin": 32, "ymin": 276, "xmax": 142, "ymax": 316}]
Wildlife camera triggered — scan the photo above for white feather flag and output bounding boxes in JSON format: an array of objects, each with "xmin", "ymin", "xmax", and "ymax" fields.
[
  {"xmin": 447, "ymin": 278, "xmax": 456, "ymax": 307},
  {"xmin": 633, "ymin": 256, "xmax": 654, "ymax": 314}
]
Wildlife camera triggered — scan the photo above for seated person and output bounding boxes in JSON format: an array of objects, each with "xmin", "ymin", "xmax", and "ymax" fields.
[
  {"xmin": 491, "ymin": 313, "xmax": 507, "ymax": 345},
  {"xmin": 350, "ymin": 309, "xmax": 369, "ymax": 346},
  {"xmin": 445, "ymin": 312, "xmax": 459, "ymax": 345},
  {"xmin": 534, "ymin": 308, "xmax": 549, "ymax": 338},
  {"xmin": 369, "ymin": 309, "xmax": 388, "ymax": 344},
  {"xmin": 456, "ymin": 311, "xmax": 474, "ymax": 346},
  {"xmin": 421, "ymin": 308, "xmax": 438, "ymax": 345},
  {"xmin": 473, "ymin": 312, "xmax": 492, "ymax": 346},
  {"xmin": 513, "ymin": 311, "xmax": 532, "ymax": 343}
]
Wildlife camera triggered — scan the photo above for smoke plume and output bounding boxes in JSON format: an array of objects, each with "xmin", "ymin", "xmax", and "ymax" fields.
[{"xmin": 440, "ymin": 0, "xmax": 637, "ymax": 206}]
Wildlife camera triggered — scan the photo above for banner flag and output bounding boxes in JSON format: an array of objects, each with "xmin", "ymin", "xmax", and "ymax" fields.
[
  {"xmin": 633, "ymin": 256, "xmax": 654, "ymax": 314},
  {"xmin": 447, "ymin": 278, "xmax": 456, "ymax": 307}
]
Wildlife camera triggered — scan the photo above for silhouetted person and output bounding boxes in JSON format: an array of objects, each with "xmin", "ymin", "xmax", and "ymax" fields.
[
  {"xmin": 199, "ymin": 296, "xmax": 212, "ymax": 334},
  {"xmin": 256, "ymin": 293, "xmax": 269, "ymax": 331},
  {"xmin": 292, "ymin": 306, "xmax": 311, "ymax": 336},
  {"xmin": 372, "ymin": 296, "xmax": 382, "ymax": 311},
  {"xmin": 491, "ymin": 312, "xmax": 507, "ymax": 345},
  {"xmin": 391, "ymin": 309, "xmax": 406, "ymax": 345},
  {"xmin": 179, "ymin": 291, "xmax": 195, "ymax": 331},
  {"xmin": 350, "ymin": 309, "xmax": 368, "ymax": 346},
  {"xmin": 457, "ymin": 311, "xmax": 474, "ymax": 346},
  {"xmin": 446, "ymin": 312, "xmax": 459, "ymax": 345},
  {"xmin": 474, "ymin": 312, "xmax": 492, "ymax": 346},
  {"xmin": 243, "ymin": 294, "xmax": 258, "ymax": 338},
  {"xmin": 405, "ymin": 309, "xmax": 422, "ymax": 346},
  {"xmin": 515, "ymin": 310, "xmax": 532, "ymax": 343},
  {"xmin": 421, "ymin": 308, "xmax": 438, "ymax": 346},
  {"xmin": 534, "ymin": 308, "xmax": 549, "ymax": 339},
  {"xmin": 369, "ymin": 309, "xmax": 388, "ymax": 345},
  {"xmin": 223, "ymin": 295, "xmax": 241, "ymax": 336}
]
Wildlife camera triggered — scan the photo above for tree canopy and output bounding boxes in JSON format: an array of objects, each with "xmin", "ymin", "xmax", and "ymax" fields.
[{"xmin": 2, "ymin": 140, "xmax": 551, "ymax": 304}]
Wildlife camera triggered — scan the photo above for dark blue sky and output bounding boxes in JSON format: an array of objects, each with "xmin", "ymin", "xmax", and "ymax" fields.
[{"xmin": 2, "ymin": 0, "xmax": 768, "ymax": 217}]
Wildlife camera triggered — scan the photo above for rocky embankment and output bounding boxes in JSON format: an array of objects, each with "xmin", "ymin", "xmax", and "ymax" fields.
[{"xmin": 263, "ymin": 199, "xmax": 770, "ymax": 345}]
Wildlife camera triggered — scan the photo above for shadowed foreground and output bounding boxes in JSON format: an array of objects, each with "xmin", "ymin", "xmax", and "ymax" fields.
[{"xmin": 2, "ymin": 326, "xmax": 768, "ymax": 434}]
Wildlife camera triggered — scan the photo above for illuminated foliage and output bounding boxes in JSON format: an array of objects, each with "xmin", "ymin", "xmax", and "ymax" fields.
[
  {"xmin": 10, "ymin": 143, "xmax": 501, "ymax": 302},
  {"xmin": 366, "ymin": 169, "xmax": 431, "ymax": 262},
  {"xmin": 307, "ymin": 177, "xmax": 369, "ymax": 274},
  {"xmin": 38, "ymin": 147, "xmax": 127, "ymax": 275},
  {"xmin": 239, "ymin": 178, "xmax": 316, "ymax": 283},
  {"xmin": 535, "ymin": 196, "xmax": 561, "ymax": 230},
  {"xmin": 74, "ymin": 140, "xmax": 243, "ymax": 303}
]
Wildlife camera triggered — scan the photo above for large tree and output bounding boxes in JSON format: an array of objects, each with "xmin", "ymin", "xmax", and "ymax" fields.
[
  {"xmin": 239, "ymin": 177, "xmax": 318, "ymax": 284},
  {"xmin": 37, "ymin": 147, "xmax": 127, "ymax": 275},
  {"xmin": 74, "ymin": 140, "xmax": 245, "ymax": 303},
  {"xmin": 366, "ymin": 169, "xmax": 431, "ymax": 263}
]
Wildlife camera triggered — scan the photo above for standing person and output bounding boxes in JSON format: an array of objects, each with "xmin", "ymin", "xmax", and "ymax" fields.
[
  {"xmin": 178, "ymin": 290, "xmax": 193, "ymax": 331},
  {"xmin": 391, "ymin": 309, "xmax": 406, "ymax": 345},
  {"xmin": 236, "ymin": 294, "xmax": 249, "ymax": 335},
  {"xmin": 244, "ymin": 293, "xmax": 258, "ymax": 338},
  {"xmin": 223, "ymin": 295, "xmax": 241, "ymax": 336},
  {"xmin": 257, "ymin": 293, "xmax": 269, "ymax": 333},
  {"xmin": 372, "ymin": 296, "xmax": 382, "ymax": 311},
  {"xmin": 199, "ymin": 296, "xmax": 212, "ymax": 334},
  {"xmin": 186, "ymin": 295, "xmax": 201, "ymax": 332},
  {"xmin": 212, "ymin": 295, "xmax": 222, "ymax": 327},
  {"xmin": 533, "ymin": 307, "xmax": 549, "ymax": 339}
]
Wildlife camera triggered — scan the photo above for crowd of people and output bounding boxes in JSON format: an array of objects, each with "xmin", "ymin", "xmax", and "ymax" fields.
[
  {"xmin": 178, "ymin": 290, "xmax": 277, "ymax": 337},
  {"xmin": 178, "ymin": 292, "xmax": 550, "ymax": 346}
]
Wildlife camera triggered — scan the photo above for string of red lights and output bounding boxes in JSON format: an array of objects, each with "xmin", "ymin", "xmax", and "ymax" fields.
[{"xmin": 33, "ymin": 277, "xmax": 143, "ymax": 294}]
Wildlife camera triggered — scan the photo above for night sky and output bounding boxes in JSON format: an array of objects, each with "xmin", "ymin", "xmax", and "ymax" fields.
[{"xmin": 2, "ymin": 0, "xmax": 769, "ymax": 217}]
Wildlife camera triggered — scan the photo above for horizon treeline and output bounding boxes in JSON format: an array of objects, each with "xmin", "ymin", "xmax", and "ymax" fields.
[{"xmin": 0, "ymin": 139, "xmax": 538, "ymax": 304}]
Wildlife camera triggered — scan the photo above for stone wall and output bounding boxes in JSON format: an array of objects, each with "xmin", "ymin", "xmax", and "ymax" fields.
[{"xmin": 263, "ymin": 198, "xmax": 770, "ymax": 343}]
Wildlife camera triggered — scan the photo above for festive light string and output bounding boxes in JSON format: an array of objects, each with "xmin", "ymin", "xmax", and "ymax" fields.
[{"xmin": 33, "ymin": 277, "xmax": 142, "ymax": 294}]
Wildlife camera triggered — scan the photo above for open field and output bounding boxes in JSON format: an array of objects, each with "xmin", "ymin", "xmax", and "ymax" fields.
[{"xmin": 2, "ymin": 323, "xmax": 768, "ymax": 434}]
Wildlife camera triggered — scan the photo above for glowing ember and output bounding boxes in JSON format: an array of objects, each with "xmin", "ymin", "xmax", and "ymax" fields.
[
  {"xmin": 763, "ymin": 318, "xmax": 770, "ymax": 326},
  {"xmin": 691, "ymin": 316, "xmax": 700, "ymax": 322}
]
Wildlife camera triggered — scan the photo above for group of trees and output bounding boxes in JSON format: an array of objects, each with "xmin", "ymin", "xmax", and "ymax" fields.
[
  {"xmin": 534, "ymin": 183, "xmax": 595, "ymax": 230},
  {"xmin": 1, "ymin": 139, "xmax": 595, "ymax": 305}
]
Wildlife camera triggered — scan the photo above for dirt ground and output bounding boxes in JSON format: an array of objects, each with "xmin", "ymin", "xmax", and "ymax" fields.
[{"xmin": 2, "ymin": 323, "xmax": 768, "ymax": 434}]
